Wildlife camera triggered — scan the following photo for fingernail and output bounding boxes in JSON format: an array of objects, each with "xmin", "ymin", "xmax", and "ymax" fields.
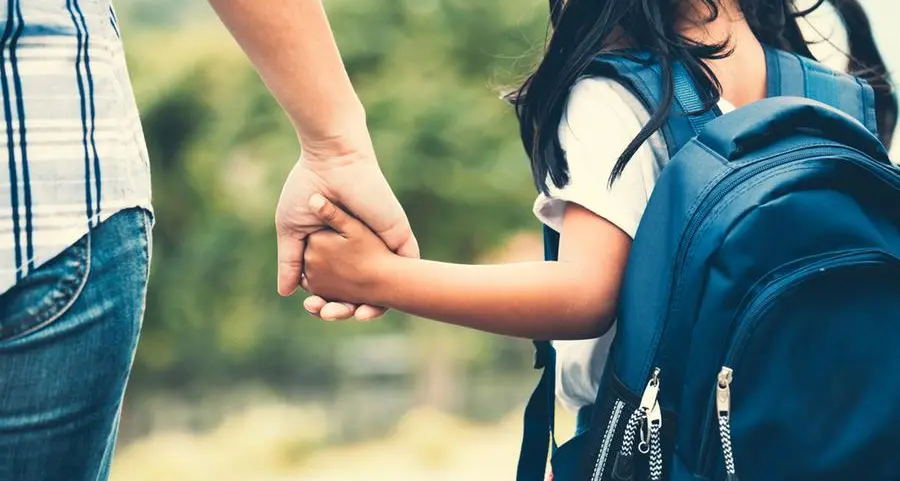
[{"xmin": 309, "ymin": 194, "xmax": 326, "ymax": 210}]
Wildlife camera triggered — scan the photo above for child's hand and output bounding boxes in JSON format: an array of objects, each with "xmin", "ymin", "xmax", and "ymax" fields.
[{"xmin": 302, "ymin": 194, "xmax": 395, "ymax": 307}]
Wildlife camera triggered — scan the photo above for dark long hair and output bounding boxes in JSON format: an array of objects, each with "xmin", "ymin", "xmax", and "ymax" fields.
[{"xmin": 515, "ymin": 0, "xmax": 897, "ymax": 193}]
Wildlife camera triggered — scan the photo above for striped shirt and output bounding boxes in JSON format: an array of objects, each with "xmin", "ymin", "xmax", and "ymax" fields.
[{"xmin": 0, "ymin": 0, "xmax": 151, "ymax": 296}]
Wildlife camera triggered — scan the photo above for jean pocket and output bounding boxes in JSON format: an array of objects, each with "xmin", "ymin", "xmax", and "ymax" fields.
[{"xmin": 0, "ymin": 233, "xmax": 91, "ymax": 341}]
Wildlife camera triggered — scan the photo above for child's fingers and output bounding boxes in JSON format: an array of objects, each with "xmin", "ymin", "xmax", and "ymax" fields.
[
  {"xmin": 309, "ymin": 194, "xmax": 362, "ymax": 237},
  {"xmin": 354, "ymin": 304, "xmax": 388, "ymax": 321}
]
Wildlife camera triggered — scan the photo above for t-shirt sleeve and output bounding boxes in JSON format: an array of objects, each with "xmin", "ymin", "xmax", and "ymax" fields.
[{"xmin": 532, "ymin": 78, "xmax": 663, "ymax": 239}]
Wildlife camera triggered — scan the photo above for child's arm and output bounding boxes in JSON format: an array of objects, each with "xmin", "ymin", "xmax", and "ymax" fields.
[{"xmin": 303, "ymin": 195, "xmax": 631, "ymax": 340}]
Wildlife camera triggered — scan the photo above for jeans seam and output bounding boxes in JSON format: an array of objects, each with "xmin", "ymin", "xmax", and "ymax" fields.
[
  {"xmin": 5, "ymin": 234, "xmax": 93, "ymax": 342},
  {"xmin": 139, "ymin": 208, "xmax": 153, "ymax": 269}
]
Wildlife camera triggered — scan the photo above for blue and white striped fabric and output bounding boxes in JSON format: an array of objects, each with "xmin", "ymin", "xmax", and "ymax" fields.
[{"xmin": 0, "ymin": 0, "xmax": 151, "ymax": 296}]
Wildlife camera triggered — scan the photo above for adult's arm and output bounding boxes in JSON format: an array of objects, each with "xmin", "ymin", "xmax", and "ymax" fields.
[
  {"xmin": 208, "ymin": 0, "xmax": 365, "ymax": 145},
  {"xmin": 208, "ymin": 0, "xmax": 419, "ymax": 320}
]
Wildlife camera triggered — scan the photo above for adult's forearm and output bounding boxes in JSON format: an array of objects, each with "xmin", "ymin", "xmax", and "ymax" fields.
[{"xmin": 208, "ymin": 0, "xmax": 367, "ymax": 146}]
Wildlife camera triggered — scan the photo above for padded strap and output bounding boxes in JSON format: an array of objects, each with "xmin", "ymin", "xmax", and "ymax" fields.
[
  {"xmin": 764, "ymin": 46, "xmax": 879, "ymax": 136},
  {"xmin": 587, "ymin": 48, "xmax": 878, "ymax": 156},
  {"xmin": 516, "ymin": 337, "xmax": 557, "ymax": 481}
]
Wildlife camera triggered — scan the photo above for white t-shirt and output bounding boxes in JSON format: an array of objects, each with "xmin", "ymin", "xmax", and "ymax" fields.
[{"xmin": 533, "ymin": 77, "xmax": 735, "ymax": 412}]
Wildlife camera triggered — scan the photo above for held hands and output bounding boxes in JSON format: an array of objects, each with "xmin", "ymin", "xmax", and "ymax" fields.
[
  {"xmin": 275, "ymin": 138, "xmax": 418, "ymax": 320},
  {"xmin": 302, "ymin": 194, "xmax": 396, "ymax": 310}
]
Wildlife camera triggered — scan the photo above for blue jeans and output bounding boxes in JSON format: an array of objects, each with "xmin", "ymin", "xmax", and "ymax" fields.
[{"xmin": 0, "ymin": 208, "xmax": 151, "ymax": 481}]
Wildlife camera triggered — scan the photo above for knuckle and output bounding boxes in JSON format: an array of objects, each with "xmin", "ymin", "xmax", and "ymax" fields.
[
  {"xmin": 306, "ymin": 232, "xmax": 326, "ymax": 251},
  {"xmin": 321, "ymin": 204, "xmax": 338, "ymax": 222},
  {"xmin": 279, "ymin": 258, "xmax": 302, "ymax": 268}
]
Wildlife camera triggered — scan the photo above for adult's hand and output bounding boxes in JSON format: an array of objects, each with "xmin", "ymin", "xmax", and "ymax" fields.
[
  {"xmin": 207, "ymin": 0, "xmax": 418, "ymax": 320},
  {"xmin": 276, "ymin": 134, "xmax": 418, "ymax": 320}
]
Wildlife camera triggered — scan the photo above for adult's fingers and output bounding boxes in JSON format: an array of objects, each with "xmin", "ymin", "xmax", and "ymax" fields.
[
  {"xmin": 277, "ymin": 234, "xmax": 305, "ymax": 296},
  {"xmin": 319, "ymin": 302, "xmax": 356, "ymax": 321},
  {"xmin": 303, "ymin": 295, "xmax": 327, "ymax": 315},
  {"xmin": 354, "ymin": 304, "xmax": 388, "ymax": 321}
]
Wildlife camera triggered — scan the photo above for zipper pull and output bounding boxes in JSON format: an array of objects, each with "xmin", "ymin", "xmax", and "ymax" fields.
[
  {"xmin": 612, "ymin": 368, "xmax": 661, "ymax": 481},
  {"xmin": 717, "ymin": 367, "xmax": 739, "ymax": 481},
  {"xmin": 647, "ymin": 400, "xmax": 662, "ymax": 431},
  {"xmin": 647, "ymin": 402, "xmax": 663, "ymax": 481},
  {"xmin": 639, "ymin": 367, "xmax": 661, "ymax": 411},
  {"xmin": 717, "ymin": 367, "xmax": 733, "ymax": 419},
  {"xmin": 638, "ymin": 403, "xmax": 659, "ymax": 455},
  {"xmin": 638, "ymin": 368, "xmax": 661, "ymax": 455}
]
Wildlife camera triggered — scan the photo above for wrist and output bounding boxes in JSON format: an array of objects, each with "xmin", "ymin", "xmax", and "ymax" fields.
[
  {"xmin": 368, "ymin": 253, "xmax": 405, "ymax": 307},
  {"xmin": 294, "ymin": 102, "xmax": 375, "ymax": 163}
]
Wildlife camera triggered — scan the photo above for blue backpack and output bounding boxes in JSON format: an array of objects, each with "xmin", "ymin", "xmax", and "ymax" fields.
[{"xmin": 517, "ymin": 47, "xmax": 900, "ymax": 481}]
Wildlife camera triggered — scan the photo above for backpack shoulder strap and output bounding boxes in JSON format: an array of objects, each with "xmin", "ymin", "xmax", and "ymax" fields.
[
  {"xmin": 590, "ymin": 48, "xmax": 881, "ymax": 148},
  {"xmin": 585, "ymin": 52, "xmax": 721, "ymax": 157},
  {"xmin": 764, "ymin": 46, "xmax": 879, "ymax": 136},
  {"xmin": 516, "ymin": 227, "xmax": 560, "ymax": 481}
]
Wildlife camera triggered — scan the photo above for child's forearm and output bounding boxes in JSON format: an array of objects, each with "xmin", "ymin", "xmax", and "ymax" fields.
[{"xmin": 371, "ymin": 257, "xmax": 617, "ymax": 340}]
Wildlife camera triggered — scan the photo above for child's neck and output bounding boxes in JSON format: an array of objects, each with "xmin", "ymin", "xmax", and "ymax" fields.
[
  {"xmin": 676, "ymin": 0, "xmax": 748, "ymax": 49},
  {"xmin": 678, "ymin": 0, "xmax": 768, "ymax": 108}
]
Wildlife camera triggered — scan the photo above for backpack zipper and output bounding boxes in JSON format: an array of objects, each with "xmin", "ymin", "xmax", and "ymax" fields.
[
  {"xmin": 611, "ymin": 368, "xmax": 661, "ymax": 481},
  {"xmin": 716, "ymin": 367, "xmax": 739, "ymax": 481},
  {"xmin": 696, "ymin": 249, "xmax": 900, "ymax": 476},
  {"xmin": 590, "ymin": 400, "xmax": 626, "ymax": 481}
]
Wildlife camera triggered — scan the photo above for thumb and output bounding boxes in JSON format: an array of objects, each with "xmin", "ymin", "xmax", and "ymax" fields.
[
  {"xmin": 391, "ymin": 231, "xmax": 420, "ymax": 259},
  {"xmin": 309, "ymin": 194, "xmax": 358, "ymax": 236},
  {"xmin": 277, "ymin": 233, "xmax": 305, "ymax": 297},
  {"xmin": 376, "ymin": 220, "xmax": 420, "ymax": 259}
]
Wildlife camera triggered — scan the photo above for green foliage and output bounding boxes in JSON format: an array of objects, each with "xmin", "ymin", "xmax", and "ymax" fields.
[{"xmin": 119, "ymin": 1, "xmax": 549, "ymax": 394}]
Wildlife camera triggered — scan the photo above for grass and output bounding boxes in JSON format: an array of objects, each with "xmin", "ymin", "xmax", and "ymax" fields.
[{"xmin": 111, "ymin": 402, "xmax": 577, "ymax": 481}]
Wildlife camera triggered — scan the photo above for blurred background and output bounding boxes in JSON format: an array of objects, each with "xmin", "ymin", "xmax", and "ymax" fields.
[{"xmin": 108, "ymin": 1, "xmax": 899, "ymax": 480}]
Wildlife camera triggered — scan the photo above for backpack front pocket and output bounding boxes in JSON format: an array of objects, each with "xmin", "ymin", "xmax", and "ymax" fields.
[{"xmin": 691, "ymin": 249, "xmax": 900, "ymax": 481}]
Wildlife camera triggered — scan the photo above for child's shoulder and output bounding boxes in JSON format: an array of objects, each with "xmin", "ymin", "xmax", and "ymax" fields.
[
  {"xmin": 538, "ymin": 75, "xmax": 667, "ymax": 240},
  {"xmin": 567, "ymin": 75, "xmax": 639, "ymax": 109},
  {"xmin": 562, "ymin": 75, "xmax": 655, "ymax": 143}
]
